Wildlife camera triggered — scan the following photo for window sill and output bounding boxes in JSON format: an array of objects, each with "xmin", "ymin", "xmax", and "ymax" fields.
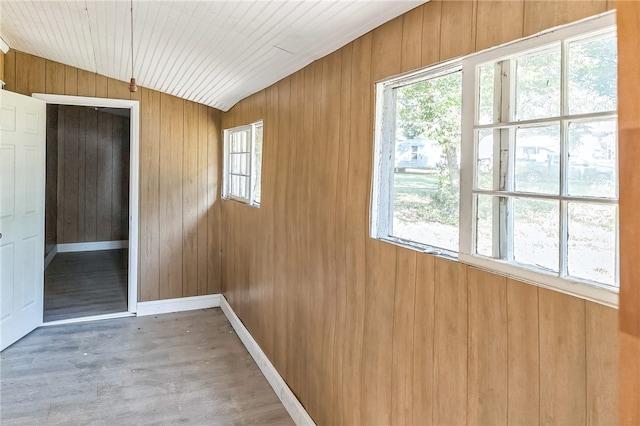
[
  {"xmin": 222, "ymin": 195, "xmax": 261, "ymax": 209},
  {"xmin": 372, "ymin": 235, "xmax": 618, "ymax": 308}
]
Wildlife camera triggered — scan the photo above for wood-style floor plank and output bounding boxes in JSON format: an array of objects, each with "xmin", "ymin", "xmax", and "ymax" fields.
[
  {"xmin": 44, "ymin": 250, "xmax": 128, "ymax": 322},
  {"xmin": 0, "ymin": 309, "xmax": 294, "ymax": 425}
]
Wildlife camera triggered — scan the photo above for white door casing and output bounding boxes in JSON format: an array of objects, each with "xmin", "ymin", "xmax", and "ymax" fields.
[{"xmin": 0, "ymin": 90, "xmax": 46, "ymax": 351}]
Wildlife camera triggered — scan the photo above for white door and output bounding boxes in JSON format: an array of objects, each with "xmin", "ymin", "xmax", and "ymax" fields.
[{"xmin": 0, "ymin": 90, "xmax": 46, "ymax": 351}]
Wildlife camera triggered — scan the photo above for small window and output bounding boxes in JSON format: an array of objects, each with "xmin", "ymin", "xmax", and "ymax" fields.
[{"xmin": 223, "ymin": 121, "xmax": 263, "ymax": 206}]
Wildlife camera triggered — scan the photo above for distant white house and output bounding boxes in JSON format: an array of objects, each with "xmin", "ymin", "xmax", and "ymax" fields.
[{"xmin": 394, "ymin": 138, "xmax": 442, "ymax": 171}]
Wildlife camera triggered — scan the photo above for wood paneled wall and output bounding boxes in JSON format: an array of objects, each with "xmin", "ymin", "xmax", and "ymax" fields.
[
  {"xmin": 55, "ymin": 105, "xmax": 130, "ymax": 244},
  {"xmin": 45, "ymin": 105, "xmax": 58, "ymax": 257},
  {"xmin": 617, "ymin": 1, "xmax": 640, "ymax": 423},
  {"xmin": 221, "ymin": 1, "xmax": 619, "ymax": 424},
  {"xmin": 0, "ymin": 50, "xmax": 5, "ymax": 85},
  {"xmin": 3, "ymin": 50, "xmax": 222, "ymax": 301}
]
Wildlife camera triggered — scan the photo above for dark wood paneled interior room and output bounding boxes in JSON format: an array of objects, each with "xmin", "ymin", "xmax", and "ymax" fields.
[{"xmin": 1, "ymin": 1, "xmax": 639, "ymax": 424}]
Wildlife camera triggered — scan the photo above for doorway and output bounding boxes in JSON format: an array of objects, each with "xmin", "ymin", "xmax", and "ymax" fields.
[{"xmin": 34, "ymin": 94, "xmax": 139, "ymax": 324}]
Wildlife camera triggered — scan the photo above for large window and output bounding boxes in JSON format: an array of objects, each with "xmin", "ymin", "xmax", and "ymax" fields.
[
  {"xmin": 223, "ymin": 121, "xmax": 263, "ymax": 205},
  {"xmin": 372, "ymin": 13, "xmax": 618, "ymax": 304}
]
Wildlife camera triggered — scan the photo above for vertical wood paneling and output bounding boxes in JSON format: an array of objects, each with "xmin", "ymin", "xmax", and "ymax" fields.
[
  {"xmin": 107, "ymin": 77, "xmax": 131, "ymax": 100},
  {"xmin": 331, "ymin": 44, "xmax": 352, "ymax": 425},
  {"xmin": 273, "ymin": 78, "xmax": 290, "ymax": 379},
  {"xmin": 45, "ymin": 105, "xmax": 59, "ymax": 257},
  {"xmin": 586, "ymin": 302, "xmax": 618, "ymax": 425},
  {"xmin": 77, "ymin": 108, "xmax": 86, "ymax": 241},
  {"xmin": 0, "ymin": 51, "xmax": 4, "ymax": 83},
  {"xmin": 110, "ymin": 116, "xmax": 123, "ymax": 240},
  {"xmin": 182, "ymin": 101, "xmax": 199, "ymax": 297},
  {"xmin": 401, "ymin": 6, "xmax": 424, "ymax": 73},
  {"xmin": 476, "ymin": 0, "xmax": 524, "ymax": 51},
  {"xmin": 285, "ymin": 71, "xmax": 303, "ymax": 403},
  {"xmin": 77, "ymin": 69, "xmax": 95, "ymax": 97},
  {"xmin": 432, "ymin": 258, "xmax": 468, "ymax": 425},
  {"xmin": 196, "ymin": 104, "xmax": 208, "ymax": 296},
  {"xmin": 64, "ymin": 66, "xmax": 77, "ymax": 95},
  {"xmin": 507, "ymin": 279, "xmax": 540, "ymax": 425},
  {"xmin": 360, "ymin": 18, "xmax": 403, "ymax": 426},
  {"xmin": 523, "ymin": 0, "xmax": 607, "ymax": 36},
  {"xmin": 15, "ymin": 52, "xmax": 45, "ymax": 96},
  {"xmin": 539, "ymin": 289, "xmax": 586, "ymax": 425},
  {"xmin": 96, "ymin": 74, "xmax": 108, "ymax": 98},
  {"xmin": 56, "ymin": 102, "xmax": 66, "ymax": 242},
  {"xmin": 159, "ymin": 93, "xmax": 184, "ymax": 300},
  {"xmin": 4, "ymin": 50, "xmax": 16, "ymax": 92},
  {"xmin": 96, "ymin": 112, "xmax": 113, "ymax": 241},
  {"xmin": 45, "ymin": 61, "xmax": 65, "ymax": 94},
  {"xmin": 62, "ymin": 106, "xmax": 79, "ymax": 242},
  {"xmin": 140, "ymin": 88, "xmax": 161, "ymax": 301},
  {"xmin": 391, "ymin": 248, "xmax": 417, "ymax": 425},
  {"xmin": 298, "ymin": 64, "xmax": 316, "ymax": 411},
  {"xmin": 207, "ymin": 107, "xmax": 222, "ymax": 295},
  {"xmin": 618, "ymin": 1, "xmax": 640, "ymax": 423},
  {"xmin": 421, "ymin": 1, "xmax": 442, "ymax": 67},
  {"xmin": 439, "ymin": 0, "xmax": 477, "ymax": 61},
  {"xmin": 467, "ymin": 268, "xmax": 508, "ymax": 425},
  {"xmin": 84, "ymin": 109, "xmax": 98, "ymax": 241},
  {"xmin": 341, "ymin": 32, "xmax": 372, "ymax": 426},
  {"xmin": 412, "ymin": 254, "xmax": 435, "ymax": 425},
  {"xmin": 320, "ymin": 51, "xmax": 341, "ymax": 425}
]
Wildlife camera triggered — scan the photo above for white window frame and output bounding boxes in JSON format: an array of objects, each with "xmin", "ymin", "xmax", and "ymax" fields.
[
  {"xmin": 222, "ymin": 120, "xmax": 263, "ymax": 206},
  {"xmin": 372, "ymin": 11, "xmax": 618, "ymax": 307},
  {"xmin": 371, "ymin": 61, "xmax": 462, "ymax": 257}
]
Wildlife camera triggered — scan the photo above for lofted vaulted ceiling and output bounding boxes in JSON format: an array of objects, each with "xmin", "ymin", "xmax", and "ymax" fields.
[{"xmin": 1, "ymin": 0, "xmax": 424, "ymax": 111}]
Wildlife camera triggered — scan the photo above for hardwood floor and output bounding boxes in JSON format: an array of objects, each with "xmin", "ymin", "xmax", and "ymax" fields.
[
  {"xmin": 0, "ymin": 309, "xmax": 294, "ymax": 425},
  {"xmin": 44, "ymin": 249, "xmax": 128, "ymax": 322}
]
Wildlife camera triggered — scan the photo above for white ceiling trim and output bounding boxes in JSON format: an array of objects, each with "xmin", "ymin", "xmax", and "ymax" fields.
[{"xmin": 1, "ymin": 1, "xmax": 426, "ymax": 111}]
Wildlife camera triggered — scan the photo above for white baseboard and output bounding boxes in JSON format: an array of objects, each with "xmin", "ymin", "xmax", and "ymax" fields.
[
  {"xmin": 220, "ymin": 295, "xmax": 315, "ymax": 426},
  {"xmin": 44, "ymin": 245, "xmax": 58, "ymax": 270},
  {"xmin": 136, "ymin": 294, "xmax": 221, "ymax": 316},
  {"xmin": 57, "ymin": 240, "xmax": 129, "ymax": 253}
]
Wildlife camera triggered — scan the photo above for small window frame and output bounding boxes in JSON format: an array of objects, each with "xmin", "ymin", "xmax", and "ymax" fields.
[{"xmin": 222, "ymin": 120, "xmax": 263, "ymax": 206}]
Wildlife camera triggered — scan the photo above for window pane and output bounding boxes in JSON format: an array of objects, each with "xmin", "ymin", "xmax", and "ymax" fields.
[
  {"xmin": 392, "ymin": 71, "xmax": 462, "ymax": 252},
  {"xmin": 568, "ymin": 203, "xmax": 616, "ymax": 286},
  {"xmin": 476, "ymin": 129, "xmax": 494, "ymax": 190},
  {"xmin": 231, "ymin": 130, "xmax": 250, "ymax": 153},
  {"xmin": 231, "ymin": 175, "xmax": 248, "ymax": 199},
  {"xmin": 253, "ymin": 124, "xmax": 263, "ymax": 204},
  {"xmin": 478, "ymin": 65, "xmax": 494, "ymax": 125},
  {"xmin": 513, "ymin": 198, "xmax": 559, "ymax": 272},
  {"xmin": 568, "ymin": 35, "xmax": 617, "ymax": 115},
  {"xmin": 229, "ymin": 175, "xmax": 240, "ymax": 197},
  {"xmin": 230, "ymin": 153, "xmax": 250, "ymax": 175},
  {"xmin": 567, "ymin": 120, "xmax": 617, "ymax": 198},
  {"xmin": 476, "ymin": 194, "xmax": 495, "ymax": 257},
  {"xmin": 515, "ymin": 48, "xmax": 561, "ymax": 121},
  {"xmin": 514, "ymin": 125, "xmax": 560, "ymax": 194}
]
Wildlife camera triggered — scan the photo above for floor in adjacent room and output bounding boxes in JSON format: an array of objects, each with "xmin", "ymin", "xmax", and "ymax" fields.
[
  {"xmin": 44, "ymin": 249, "xmax": 128, "ymax": 322},
  {"xmin": 0, "ymin": 308, "xmax": 294, "ymax": 425}
]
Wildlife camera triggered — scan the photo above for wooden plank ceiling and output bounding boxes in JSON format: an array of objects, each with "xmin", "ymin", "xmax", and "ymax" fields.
[{"xmin": 0, "ymin": 0, "xmax": 424, "ymax": 111}]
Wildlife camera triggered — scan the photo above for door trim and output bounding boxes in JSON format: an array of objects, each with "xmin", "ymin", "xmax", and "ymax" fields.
[{"xmin": 33, "ymin": 94, "xmax": 139, "ymax": 315}]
